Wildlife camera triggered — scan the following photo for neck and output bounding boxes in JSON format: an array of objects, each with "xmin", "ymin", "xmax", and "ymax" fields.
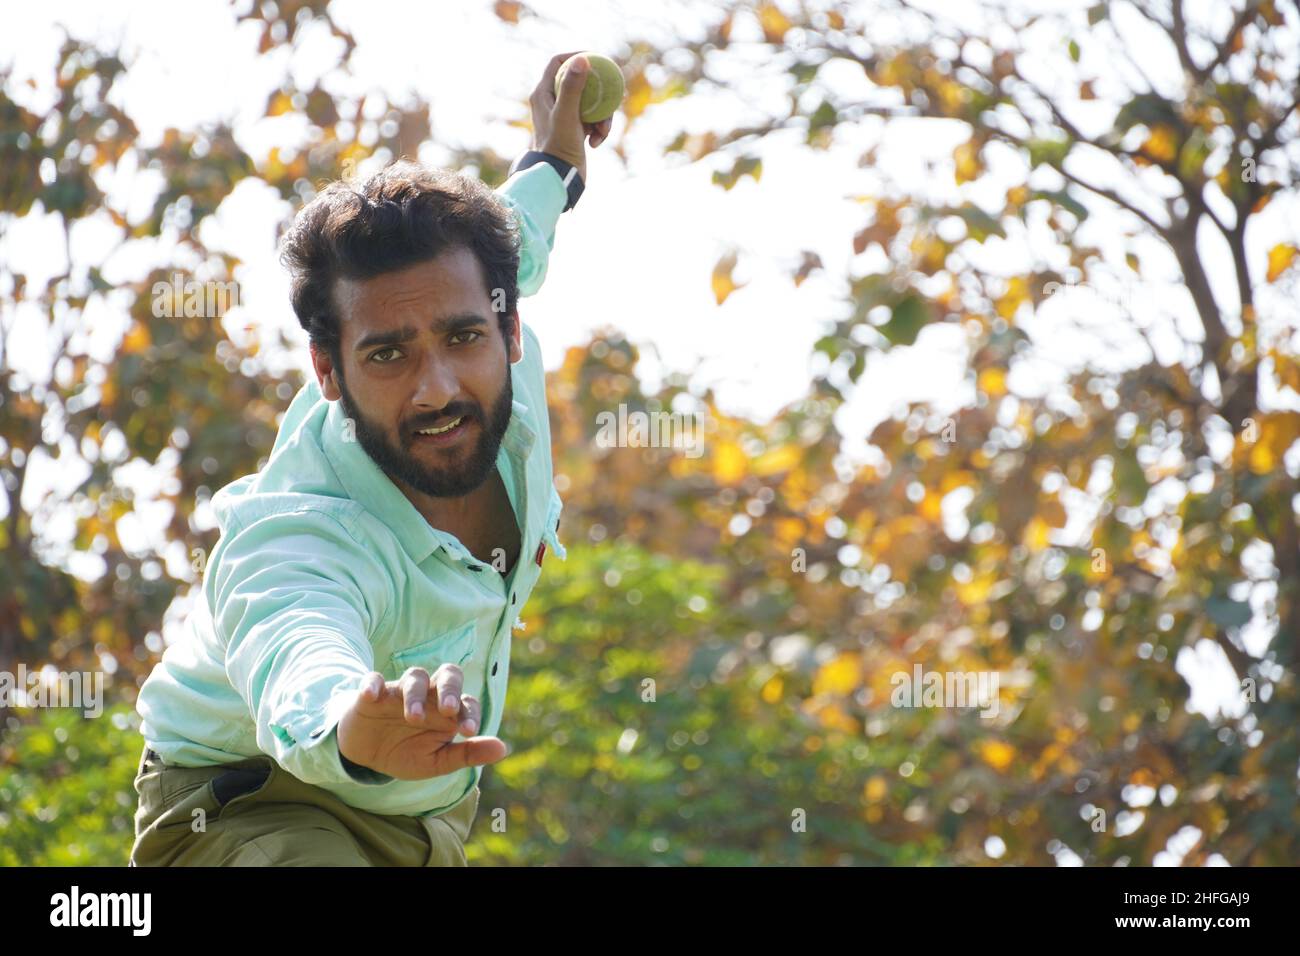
[{"xmin": 395, "ymin": 478, "xmax": 484, "ymax": 536}]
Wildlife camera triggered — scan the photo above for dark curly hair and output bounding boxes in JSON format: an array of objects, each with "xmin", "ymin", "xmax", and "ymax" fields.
[{"xmin": 278, "ymin": 159, "xmax": 521, "ymax": 372}]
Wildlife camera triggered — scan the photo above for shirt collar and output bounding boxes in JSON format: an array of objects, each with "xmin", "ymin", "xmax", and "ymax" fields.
[{"xmin": 320, "ymin": 377, "xmax": 536, "ymax": 566}]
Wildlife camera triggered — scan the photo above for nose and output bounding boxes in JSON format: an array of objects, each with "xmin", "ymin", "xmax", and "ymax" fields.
[{"xmin": 411, "ymin": 354, "xmax": 462, "ymax": 421}]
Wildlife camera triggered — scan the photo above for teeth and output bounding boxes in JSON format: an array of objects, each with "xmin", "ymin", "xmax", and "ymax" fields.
[{"xmin": 417, "ymin": 416, "xmax": 463, "ymax": 436}]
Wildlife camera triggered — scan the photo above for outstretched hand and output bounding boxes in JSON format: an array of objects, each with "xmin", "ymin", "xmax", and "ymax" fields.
[{"xmin": 336, "ymin": 665, "xmax": 508, "ymax": 781}]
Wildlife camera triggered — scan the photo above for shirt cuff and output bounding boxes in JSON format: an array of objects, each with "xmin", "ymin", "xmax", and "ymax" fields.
[
  {"xmin": 273, "ymin": 678, "xmax": 394, "ymax": 787},
  {"xmin": 504, "ymin": 157, "xmax": 569, "ymax": 218}
]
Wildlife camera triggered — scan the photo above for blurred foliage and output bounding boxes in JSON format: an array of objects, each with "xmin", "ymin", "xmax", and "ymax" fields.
[
  {"xmin": 0, "ymin": 703, "xmax": 140, "ymax": 865},
  {"xmin": 2, "ymin": 0, "xmax": 1298, "ymax": 866}
]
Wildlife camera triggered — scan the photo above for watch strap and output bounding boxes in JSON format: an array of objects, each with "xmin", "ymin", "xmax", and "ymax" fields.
[{"xmin": 509, "ymin": 149, "xmax": 584, "ymax": 211}]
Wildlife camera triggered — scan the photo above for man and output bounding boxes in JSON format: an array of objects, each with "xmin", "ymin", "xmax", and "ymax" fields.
[{"xmin": 130, "ymin": 53, "xmax": 610, "ymax": 866}]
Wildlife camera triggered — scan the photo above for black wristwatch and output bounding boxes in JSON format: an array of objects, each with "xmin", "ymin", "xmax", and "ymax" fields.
[{"xmin": 508, "ymin": 150, "xmax": 584, "ymax": 211}]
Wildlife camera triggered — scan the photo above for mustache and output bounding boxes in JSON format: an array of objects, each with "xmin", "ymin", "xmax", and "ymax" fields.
[{"xmin": 407, "ymin": 407, "xmax": 477, "ymax": 432}]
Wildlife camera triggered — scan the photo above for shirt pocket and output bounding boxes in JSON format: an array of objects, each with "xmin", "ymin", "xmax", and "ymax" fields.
[{"xmin": 389, "ymin": 621, "xmax": 478, "ymax": 678}]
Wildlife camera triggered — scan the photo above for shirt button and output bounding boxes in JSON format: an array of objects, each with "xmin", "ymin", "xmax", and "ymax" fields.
[{"xmin": 492, "ymin": 662, "xmax": 498, "ymax": 676}]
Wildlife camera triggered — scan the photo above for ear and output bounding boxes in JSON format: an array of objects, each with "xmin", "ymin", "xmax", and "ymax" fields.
[
  {"xmin": 310, "ymin": 343, "xmax": 342, "ymax": 401},
  {"xmin": 507, "ymin": 310, "xmax": 523, "ymax": 365}
]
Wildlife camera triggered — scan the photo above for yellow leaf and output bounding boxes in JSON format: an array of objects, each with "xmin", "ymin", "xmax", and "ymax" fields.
[
  {"xmin": 713, "ymin": 440, "xmax": 747, "ymax": 484},
  {"xmin": 757, "ymin": 2, "xmax": 792, "ymax": 43},
  {"xmin": 93, "ymin": 618, "xmax": 115, "ymax": 643},
  {"xmin": 717, "ymin": 11, "xmax": 733, "ymax": 43},
  {"xmin": 817, "ymin": 703, "xmax": 860, "ymax": 734},
  {"xmin": 940, "ymin": 470, "xmax": 976, "ymax": 494},
  {"xmin": 1271, "ymin": 349, "xmax": 1300, "ymax": 393},
  {"xmin": 711, "ymin": 250, "xmax": 744, "ymax": 305},
  {"xmin": 492, "ymin": 0, "xmax": 521, "ymax": 23},
  {"xmin": 864, "ymin": 776, "xmax": 888, "ymax": 803},
  {"xmin": 957, "ymin": 572, "xmax": 995, "ymax": 605},
  {"xmin": 979, "ymin": 739, "xmax": 1016, "ymax": 771},
  {"xmin": 266, "ymin": 91, "xmax": 294, "ymax": 117},
  {"xmin": 978, "ymin": 367, "xmax": 1006, "ymax": 397},
  {"xmin": 1142, "ymin": 124, "xmax": 1179, "ymax": 163},
  {"xmin": 953, "ymin": 140, "xmax": 979, "ymax": 185},
  {"xmin": 1249, "ymin": 413, "xmax": 1300, "ymax": 474},
  {"xmin": 751, "ymin": 444, "xmax": 800, "ymax": 476},
  {"xmin": 760, "ymin": 674, "xmax": 784, "ymax": 704},
  {"xmin": 814, "ymin": 653, "xmax": 862, "ymax": 696},
  {"xmin": 995, "ymin": 276, "xmax": 1029, "ymax": 321},
  {"xmin": 1266, "ymin": 243, "xmax": 1298, "ymax": 283},
  {"xmin": 622, "ymin": 70, "xmax": 652, "ymax": 122},
  {"xmin": 775, "ymin": 517, "xmax": 805, "ymax": 548},
  {"xmin": 1023, "ymin": 516, "xmax": 1052, "ymax": 551},
  {"xmin": 121, "ymin": 322, "xmax": 151, "ymax": 355}
]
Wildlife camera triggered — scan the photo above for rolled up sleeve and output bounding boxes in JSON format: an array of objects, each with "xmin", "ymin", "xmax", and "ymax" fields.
[
  {"xmin": 208, "ymin": 508, "xmax": 397, "ymax": 792},
  {"xmin": 497, "ymin": 161, "xmax": 567, "ymax": 298}
]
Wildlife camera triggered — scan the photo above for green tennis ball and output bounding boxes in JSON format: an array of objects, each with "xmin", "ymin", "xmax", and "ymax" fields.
[{"xmin": 554, "ymin": 53, "xmax": 625, "ymax": 124}]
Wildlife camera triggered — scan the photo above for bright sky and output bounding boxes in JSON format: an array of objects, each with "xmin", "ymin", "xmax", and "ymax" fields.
[{"xmin": 3, "ymin": 0, "xmax": 1298, "ymax": 746}]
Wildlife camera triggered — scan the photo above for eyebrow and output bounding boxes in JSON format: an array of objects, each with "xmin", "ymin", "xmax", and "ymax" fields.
[{"xmin": 353, "ymin": 313, "xmax": 489, "ymax": 353}]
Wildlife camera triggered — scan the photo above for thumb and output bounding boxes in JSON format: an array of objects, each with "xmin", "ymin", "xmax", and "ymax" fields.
[
  {"xmin": 356, "ymin": 672, "xmax": 386, "ymax": 708},
  {"xmin": 555, "ymin": 55, "xmax": 589, "ymax": 120}
]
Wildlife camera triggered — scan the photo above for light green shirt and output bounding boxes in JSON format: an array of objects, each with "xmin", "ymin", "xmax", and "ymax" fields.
[{"xmin": 136, "ymin": 162, "xmax": 569, "ymax": 817}]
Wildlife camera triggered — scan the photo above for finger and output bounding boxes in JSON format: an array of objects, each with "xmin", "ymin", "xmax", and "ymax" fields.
[
  {"xmin": 457, "ymin": 694, "xmax": 481, "ymax": 736},
  {"xmin": 584, "ymin": 117, "xmax": 612, "ymax": 148},
  {"xmin": 553, "ymin": 54, "xmax": 589, "ymax": 126},
  {"xmin": 536, "ymin": 50, "xmax": 583, "ymax": 97},
  {"xmin": 434, "ymin": 663, "xmax": 464, "ymax": 718},
  {"xmin": 399, "ymin": 667, "xmax": 431, "ymax": 725},
  {"xmin": 426, "ymin": 736, "xmax": 508, "ymax": 776},
  {"xmin": 354, "ymin": 672, "xmax": 386, "ymax": 713}
]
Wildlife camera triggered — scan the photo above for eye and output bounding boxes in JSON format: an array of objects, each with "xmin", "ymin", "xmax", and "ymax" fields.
[
  {"xmin": 450, "ymin": 330, "xmax": 482, "ymax": 345},
  {"xmin": 370, "ymin": 347, "xmax": 401, "ymax": 363}
]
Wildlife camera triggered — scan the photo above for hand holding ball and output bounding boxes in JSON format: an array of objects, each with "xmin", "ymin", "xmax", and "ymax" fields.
[{"xmin": 554, "ymin": 53, "xmax": 625, "ymax": 124}]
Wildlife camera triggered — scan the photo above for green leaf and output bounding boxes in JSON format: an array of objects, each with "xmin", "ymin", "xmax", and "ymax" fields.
[
  {"xmin": 790, "ymin": 60, "xmax": 821, "ymax": 85},
  {"xmin": 1113, "ymin": 92, "xmax": 1179, "ymax": 133},
  {"xmin": 1027, "ymin": 136, "xmax": 1071, "ymax": 169},
  {"xmin": 877, "ymin": 295, "xmax": 929, "ymax": 347},
  {"xmin": 1033, "ymin": 188, "xmax": 1090, "ymax": 221},
  {"xmin": 954, "ymin": 203, "xmax": 1007, "ymax": 241},
  {"xmin": 1068, "ymin": 40, "xmax": 1081, "ymax": 62},
  {"xmin": 808, "ymin": 100, "xmax": 838, "ymax": 135},
  {"xmin": 1207, "ymin": 596, "xmax": 1252, "ymax": 629},
  {"xmin": 711, "ymin": 156, "xmax": 763, "ymax": 190}
]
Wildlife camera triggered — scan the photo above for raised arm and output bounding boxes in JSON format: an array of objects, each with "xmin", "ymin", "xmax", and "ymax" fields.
[
  {"xmin": 495, "ymin": 51, "xmax": 613, "ymax": 298},
  {"xmin": 496, "ymin": 163, "xmax": 567, "ymax": 299}
]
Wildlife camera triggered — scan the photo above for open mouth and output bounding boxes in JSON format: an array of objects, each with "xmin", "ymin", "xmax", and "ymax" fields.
[{"xmin": 411, "ymin": 415, "xmax": 472, "ymax": 446}]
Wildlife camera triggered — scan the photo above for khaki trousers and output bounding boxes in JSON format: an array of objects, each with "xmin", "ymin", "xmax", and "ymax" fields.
[{"xmin": 129, "ymin": 744, "xmax": 480, "ymax": 867}]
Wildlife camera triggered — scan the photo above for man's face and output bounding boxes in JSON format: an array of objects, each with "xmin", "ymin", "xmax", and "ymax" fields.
[{"xmin": 312, "ymin": 246, "xmax": 521, "ymax": 499}]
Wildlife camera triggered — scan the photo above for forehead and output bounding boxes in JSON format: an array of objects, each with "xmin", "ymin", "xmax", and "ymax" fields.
[{"xmin": 332, "ymin": 246, "xmax": 490, "ymax": 341}]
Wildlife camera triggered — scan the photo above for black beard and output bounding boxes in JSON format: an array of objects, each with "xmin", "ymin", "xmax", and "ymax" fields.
[{"xmin": 335, "ymin": 361, "xmax": 514, "ymax": 499}]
